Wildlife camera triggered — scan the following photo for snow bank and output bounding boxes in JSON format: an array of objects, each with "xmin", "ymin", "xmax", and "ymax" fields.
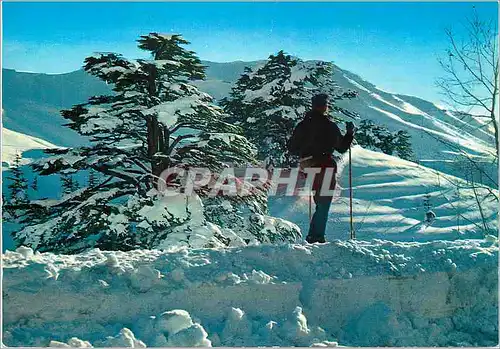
[{"xmin": 2, "ymin": 239, "xmax": 497, "ymax": 346}]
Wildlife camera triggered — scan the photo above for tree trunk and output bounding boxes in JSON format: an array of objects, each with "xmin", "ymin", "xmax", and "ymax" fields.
[
  {"xmin": 145, "ymin": 66, "xmax": 167, "ymax": 189},
  {"xmin": 490, "ymin": 107, "xmax": 499, "ymax": 158},
  {"xmin": 162, "ymin": 126, "xmax": 170, "ymax": 170},
  {"xmin": 147, "ymin": 116, "xmax": 161, "ymax": 189},
  {"xmin": 491, "ymin": 63, "xmax": 498, "ymax": 158}
]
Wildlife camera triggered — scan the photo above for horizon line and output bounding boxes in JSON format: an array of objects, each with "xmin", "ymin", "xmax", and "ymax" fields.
[{"xmin": 3, "ymin": 64, "xmax": 447, "ymax": 108}]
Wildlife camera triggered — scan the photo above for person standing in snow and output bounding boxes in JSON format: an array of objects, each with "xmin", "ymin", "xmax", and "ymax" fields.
[{"xmin": 288, "ymin": 93, "xmax": 355, "ymax": 243}]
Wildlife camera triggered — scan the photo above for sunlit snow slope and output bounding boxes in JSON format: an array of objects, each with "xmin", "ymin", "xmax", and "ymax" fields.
[
  {"xmin": 331, "ymin": 65, "xmax": 497, "ymax": 182},
  {"xmin": 1, "ymin": 127, "xmax": 57, "ymax": 170},
  {"xmin": 270, "ymin": 146, "xmax": 498, "ymax": 241}
]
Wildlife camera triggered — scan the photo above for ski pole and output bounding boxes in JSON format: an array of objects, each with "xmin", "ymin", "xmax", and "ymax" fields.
[
  {"xmin": 308, "ymin": 193, "xmax": 312, "ymax": 223},
  {"xmin": 349, "ymin": 146, "xmax": 355, "ymax": 239}
]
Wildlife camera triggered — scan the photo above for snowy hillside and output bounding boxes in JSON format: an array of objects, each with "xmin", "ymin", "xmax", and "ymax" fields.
[
  {"xmin": 1, "ymin": 62, "xmax": 262, "ymax": 147},
  {"xmin": 4, "ymin": 62, "xmax": 497, "ymax": 183},
  {"xmin": 330, "ymin": 65, "xmax": 497, "ymax": 181},
  {"xmin": 2, "ymin": 238, "xmax": 498, "ymax": 347},
  {"xmin": 2, "ymin": 68, "xmax": 110, "ymax": 147},
  {"xmin": 198, "ymin": 60, "xmax": 264, "ymax": 100},
  {"xmin": 270, "ymin": 146, "xmax": 498, "ymax": 242},
  {"xmin": 1, "ymin": 127, "xmax": 57, "ymax": 170}
]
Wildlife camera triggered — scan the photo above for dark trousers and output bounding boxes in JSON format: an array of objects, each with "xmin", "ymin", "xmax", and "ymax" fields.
[
  {"xmin": 304, "ymin": 155, "xmax": 337, "ymax": 240},
  {"xmin": 307, "ymin": 192, "xmax": 333, "ymax": 240}
]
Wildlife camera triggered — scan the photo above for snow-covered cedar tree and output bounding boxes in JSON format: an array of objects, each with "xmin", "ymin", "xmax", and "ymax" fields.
[
  {"xmin": 203, "ymin": 197, "xmax": 300, "ymax": 245},
  {"xmin": 221, "ymin": 50, "xmax": 358, "ymax": 167},
  {"xmin": 3, "ymin": 153, "xmax": 29, "ymax": 221},
  {"xmin": 355, "ymin": 120, "xmax": 414, "ymax": 161},
  {"xmin": 11, "ymin": 34, "xmax": 300, "ymax": 253},
  {"xmin": 393, "ymin": 130, "xmax": 415, "ymax": 161},
  {"xmin": 6, "ymin": 154, "xmax": 29, "ymax": 204}
]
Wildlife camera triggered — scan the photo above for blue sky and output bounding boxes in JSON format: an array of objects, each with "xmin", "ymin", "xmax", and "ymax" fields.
[{"xmin": 3, "ymin": 1, "xmax": 498, "ymax": 103}]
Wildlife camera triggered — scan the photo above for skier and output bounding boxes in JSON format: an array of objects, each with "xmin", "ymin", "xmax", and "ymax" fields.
[{"xmin": 288, "ymin": 93, "xmax": 355, "ymax": 243}]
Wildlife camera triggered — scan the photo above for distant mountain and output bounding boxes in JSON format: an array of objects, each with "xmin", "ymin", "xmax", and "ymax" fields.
[
  {"xmin": 1, "ymin": 61, "xmax": 263, "ymax": 147},
  {"xmin": 1, "ymin": 128, "xmax": 57, "ymax": 169},
  {"xmin": 202, "ymin": 60, "xmax": 263, "ymax": 85},
  {"xmin": 2, "ymin": 68, "xmax": 111, "ymax": 146},
  {"xmin": 331, "ymin": 66, "xmax": 496, "ymax": 164},
  {"xmin": 2, "ymin": 61, "xmax": 497, "ymax": 184}
]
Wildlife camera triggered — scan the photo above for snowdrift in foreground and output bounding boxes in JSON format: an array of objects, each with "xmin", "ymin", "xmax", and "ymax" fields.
[{"xmin": 2, "ymin": 239, "xmax": 498, "ymax": 347}]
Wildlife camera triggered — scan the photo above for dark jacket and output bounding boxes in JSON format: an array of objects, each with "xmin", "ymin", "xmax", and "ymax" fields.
[
  {"xmin": 288, "ymin": 110, "xmax": 354, "ymax": 160},
  {"xmin": 288, "ymin": 110, "xmax": 354, "ymax": 193}
]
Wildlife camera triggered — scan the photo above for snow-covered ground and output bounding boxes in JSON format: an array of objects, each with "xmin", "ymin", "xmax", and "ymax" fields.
[
  {"xmin": 2, "ymin": 238, "xmax": 498, "ymax": 347},
  {"xmin": 270, "ymin": 146, "xmax": 498, "ymax": 242}
]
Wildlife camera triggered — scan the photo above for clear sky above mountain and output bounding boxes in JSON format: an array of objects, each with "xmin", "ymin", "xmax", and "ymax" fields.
[{"xmin": 3, "ymin": 1, "xmax": 498, "ymax": 104}]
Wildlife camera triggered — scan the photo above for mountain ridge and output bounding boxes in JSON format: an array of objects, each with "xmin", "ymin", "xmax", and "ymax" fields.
[{"xmin": 2, "ymin": 60, "xmax": 497, "ymax": 184}]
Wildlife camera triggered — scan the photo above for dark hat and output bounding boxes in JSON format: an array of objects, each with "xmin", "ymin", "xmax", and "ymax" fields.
[{"xmin": 312, "ymin": 94, "xmax": 329, "ymax": 108}]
